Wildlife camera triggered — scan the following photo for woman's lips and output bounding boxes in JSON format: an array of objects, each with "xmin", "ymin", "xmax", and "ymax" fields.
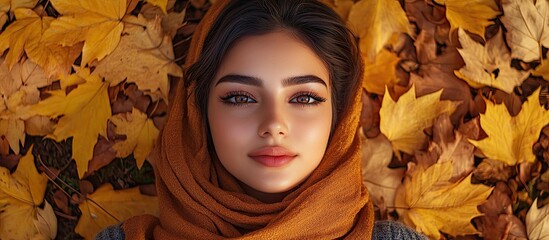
[{"xmin": 248, "ymin": 146, "xmax": 297, "ymax": 167}]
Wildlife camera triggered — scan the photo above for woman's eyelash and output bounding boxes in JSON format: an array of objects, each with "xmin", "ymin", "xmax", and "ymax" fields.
[
  {"xmin": 219, "ymin": 91, "xmax": 326, "ymax": 106},
  {"xmin": 290, "ymin": 91, "xmax": 327, "ymax": 105},
  {"xmin": 220, "ymin": 91, "xmax": 256, "ymax": 105}
]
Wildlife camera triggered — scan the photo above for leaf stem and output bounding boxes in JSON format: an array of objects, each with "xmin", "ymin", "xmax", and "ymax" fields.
[
  {"xmin": 173, "ymin": 35, "xmax": 192, "ymax": 48},
  {"xmin": 38, "ymin": 156, "xmax": 121, "ymax": 222},
  {"xmin": 40, "ymin": 0, "xmax": 51, "ymax": 17},
  {"xmin": 363, "ymin": 179, "xmax": 399, "ymax": 189},
  {"xmin": 54, "ymin": 210, "xmax": 78, "ymax": 220},
  {"xmin": 149, "ymin": 100, "xmax": 160, "ymax": 118},
  {"xmin": 122, "ymin": 17, "xmax": 147, "ymax": 28},
  {"xmin": 38, "ymin": 155, "xmax": 76, "ymax": 200}
]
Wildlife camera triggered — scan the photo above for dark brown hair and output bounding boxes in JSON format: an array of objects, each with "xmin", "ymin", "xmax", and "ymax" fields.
[{"xmin": 188, "ymin": 0, "xmax": 362, "ymax": 131}]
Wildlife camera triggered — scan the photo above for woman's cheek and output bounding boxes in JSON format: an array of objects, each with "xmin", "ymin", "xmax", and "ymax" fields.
[
  {"xmin": 212, "ymin": 107, "xmax": 257, "ymax": 148},
  {"xmin": 291, "ymin": 107, "xmax": 331, "ymax": 142}
]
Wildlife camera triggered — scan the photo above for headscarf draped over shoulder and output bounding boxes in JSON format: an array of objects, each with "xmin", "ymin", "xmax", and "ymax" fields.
[{"xmin": 122, "ymin": 0, "xmax": 375, "ymax": 239}]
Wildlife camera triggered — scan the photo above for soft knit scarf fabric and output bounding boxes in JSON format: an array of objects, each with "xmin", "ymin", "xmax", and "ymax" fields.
[{"xmin": 121, "ymin": 0, "xmax": 375, "ymax": 239}]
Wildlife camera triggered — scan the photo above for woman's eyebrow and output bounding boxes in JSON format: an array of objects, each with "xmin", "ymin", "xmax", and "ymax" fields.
[
  {"xmin": 282, "ymin": 75, "xmax": 327, "ymax": 88},
  {"xmin": 215, "ymin": 74, "xmax": 327, "ymax": 88},
  {"xmin": 216, "ymin": 74, "xmax": 262, "ymax": 87}
]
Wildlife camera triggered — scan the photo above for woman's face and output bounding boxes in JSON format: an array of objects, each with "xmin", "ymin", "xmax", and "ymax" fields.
[{"xmin": 208, "ymin": 31, "xmax": 332, "ymax": 194}]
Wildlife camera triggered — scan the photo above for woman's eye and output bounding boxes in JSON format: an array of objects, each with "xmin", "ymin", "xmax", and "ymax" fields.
[
  {"xmin": 221, "ymin": 94, "xmax": 257, "ymax": 104},
  {"xmin": 234, "ymin": 95, "xmax": 253, "ymax": 103},
  {"xmin": 290, "ymin": 93, "xmax": 325, "ymax": 105},
  {"xmin": 293, "ymin": 95, "xmax": 314, "ymax": 104}
]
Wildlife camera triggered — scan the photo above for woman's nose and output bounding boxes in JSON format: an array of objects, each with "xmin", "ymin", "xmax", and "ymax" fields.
[{"xmin": 257, "ymin": 103, "xmax": 288, "ymax": 138}]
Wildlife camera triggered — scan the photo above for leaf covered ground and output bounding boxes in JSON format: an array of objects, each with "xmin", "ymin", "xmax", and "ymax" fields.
[{"xmin": 0, "ymin": 0, "xmax": 548, "ymax": 239}]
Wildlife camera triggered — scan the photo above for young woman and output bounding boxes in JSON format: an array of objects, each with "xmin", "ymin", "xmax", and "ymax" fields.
[{"xmin": 97, "ymin": 0, "xmax": 426, "ymax": 239}]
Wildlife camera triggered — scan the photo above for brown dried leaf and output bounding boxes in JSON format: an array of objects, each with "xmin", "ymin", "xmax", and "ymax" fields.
[
  {"xmin": 433, "ymin": 115, "xmax": 475, "ymax": 181},
  {"xmin": 473, "ymin": 159, "xmax": 515, "ymax": 183},
  {"xmin": 478, "ymin": 182, "xmax": 513, "ymax": 217},
  {"xmin": 125, "ymin": 84, "xmax": 151, "ymax": 114},
  {"xmin": 475, "ymin": 182, "xmax": 527, "ymax": 240},
  {"xmin": 519, "ymin": 162, "xmax": 541, "ymax": 188},
  {"xmin": 0, "ymin": 137, "xmax": 9, "ymax": 155},
  {"xmin": 412, "ymin": 30, "xmax": 471, "ymax": 123},
  {"xmin": 139, "ymin": 184, "xmax": 157, "ymax": 196},
  {"xmin": 53, "ymin": 190, "xmax": 70, "ymax": 215},
  {"xmin": 87, "ymin": 137, "xmax": 116, "ymax": 175},
  {"xmin": 360, "ymin": 91, "xmax": 381, "ymax": 138},
  {"xmin": 24, "ymin": 115, "xmax": 55, "ymax": 136},
  {"xmin": 0, "ymin": 153, "xmax": 20, "ymax": 170},
  {"xmin": 492, "ymin": 90, "xmax": 523, "ymax": 117},
  {"xmin": 141, "ymin": 0, "xmax": 186, "ymax": 38},
  {"xmin": 79, "ymin": 180, "xmax": 94, "ymax": 196},
  {"xmin": 361, "ymin": 133, "xmax": 404, "ymax": 209},
  {"xmin": 405, "ymin": 1, "xmax": 441, "ymax": 36},
  {"xmin": 111, "ymin": 97, "xmax": 134, "ymax": 115}
]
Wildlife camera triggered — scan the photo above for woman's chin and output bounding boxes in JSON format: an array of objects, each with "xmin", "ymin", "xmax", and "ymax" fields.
[{"xmin": 239, "ymin": 179, "xmax": 301, "ymax": 203}]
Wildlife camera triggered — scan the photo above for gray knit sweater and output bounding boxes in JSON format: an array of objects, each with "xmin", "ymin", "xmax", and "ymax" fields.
[{"xmin": 95, "ymin": 220, "xmax": 427, "ymax": 239}]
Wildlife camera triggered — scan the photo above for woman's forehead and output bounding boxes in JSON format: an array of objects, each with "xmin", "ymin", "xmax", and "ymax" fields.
[{"xmin": 213, "ymin": 31, "xmax": 330, "ymax": 86}]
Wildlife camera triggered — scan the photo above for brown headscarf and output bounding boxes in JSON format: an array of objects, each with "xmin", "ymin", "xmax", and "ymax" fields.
[{"xmin": 122, "ymin": 0, "xmax": 375, "ymax": 239}]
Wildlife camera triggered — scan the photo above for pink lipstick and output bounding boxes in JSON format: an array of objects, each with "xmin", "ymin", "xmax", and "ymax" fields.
[{"xmin": 248, "ymin": 146, "xmax": 297, "ymax": 167}]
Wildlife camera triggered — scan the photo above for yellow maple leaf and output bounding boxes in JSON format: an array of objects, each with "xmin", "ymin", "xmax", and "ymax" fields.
[
  {"xmin": 26, "ymin": 37, "xmax": 82, "ymax": 81},
  {"xmin": 59, "ymin": 67, "xmax": 88, "ymax": 89},
  {"xmin": 92, "ymin": 15, "xmax": 182, "ymax": 101},
  {"xmin": 347, "ymin": 0, "xmax": 410, "ymax": 60},
  {"xmin": 532, "ymin": 55, "xmax": 549, "ymax": 82},
  {"xmin": 110, "ymin": 108, "xmax": 159, "ymax": 169},
  {"xmin": 0, "ymin": 8, "xmax": 43, "ymax": 68},
  {"xmin": 146, "ymin": 0, "xmax": 168, "ymax": 14},
  {"xmin": 468, "ymin": 88, "xmax": 549, "ymax": 165},
  {"xmin": 30, "ymin": 70, "xmax": 111, "ymax": 178},
  {"xmin": 0, "ymin": 0, "xmax": 37, "ymax": 10},
  {"xmin": 0, "ymin": 0, "xmax": 37, "ymax": 28},
  {"xmin": 380, "ymin": 85, "xmax": 457, "ymax": 155},
  {"xmin": 434, "ymin": 0, "xmax": 499, "ymax": 39},
  {"xmin": 501, "ymin": 0, "xmax": 549, "ymax": 62},
  {"xmin": 0, "ymin": 8, "xmax": 80, "ymax": 79},
  {"xmin": 362, "ymin": 48, "xmax": 400, "ymax": 95},
  {"xmin": 395, "ymin": 162, "xmax": 493, "ymax": 239},
  {"xmin": 0, "ymin": 146, "xmax": 57, "ymax": 239},
  {"xmin": 319, "ymin": 0, "xmax": 354, "ymax": 20},
  {"xmin": 75, "ymin": 183, "xmax": 158, "ymax": 239},
  {"xmin": 0, "ymin": 58, "xmax": 47, "ymax": 154},
  {"xmin": 455, "ymin": 28, "xmax": 529, "ymax": 93},
  {"xmin": 42, "ymin": 0, "xmax": 127, "ymax": 66}
]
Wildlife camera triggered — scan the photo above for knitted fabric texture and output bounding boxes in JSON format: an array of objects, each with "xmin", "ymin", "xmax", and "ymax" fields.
[{"xmin": 97, "ymin": 221, "xmax": 428, "ymax": 240}]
